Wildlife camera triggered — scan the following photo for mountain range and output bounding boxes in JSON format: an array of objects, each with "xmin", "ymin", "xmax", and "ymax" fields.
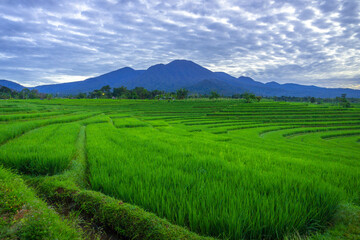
[{"xmin": 1, "ymin": 60, "xmax": 360, "ymax": 98}]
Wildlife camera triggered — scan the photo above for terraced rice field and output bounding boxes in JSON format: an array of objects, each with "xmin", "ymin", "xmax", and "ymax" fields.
[{"xmin": 0, "ymin": 99, "xmax": 359, "ymax": 239}]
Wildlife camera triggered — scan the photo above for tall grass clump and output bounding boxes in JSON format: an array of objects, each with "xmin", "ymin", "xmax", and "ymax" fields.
[
  {"xmin": 0, "ymin": 112, "xmax": 95, "ymax": 144},
  {"xmin": 86, "ymin": 123, "xmax": 342, "ymax": 239},
  {"xmin": 0, "ymin": 123, "xmax": 80, "ymax": 175},
  {"xmin": 112, "ymin": 117, "xmax": 148, "ymax": 128}
]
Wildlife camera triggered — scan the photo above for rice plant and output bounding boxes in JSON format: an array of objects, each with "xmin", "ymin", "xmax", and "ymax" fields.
[
  {"xmin": 1, "ymin": 99, "xmax": 360, "ymax": 239},
  {"xmin": 0, "ymin": 123, "xmax": 80, "ymax": 175}
]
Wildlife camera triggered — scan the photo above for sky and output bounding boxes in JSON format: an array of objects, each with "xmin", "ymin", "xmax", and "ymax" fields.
[{"xmin": 0, "ymin": 0, "xmax": 359, "ymax": 89}]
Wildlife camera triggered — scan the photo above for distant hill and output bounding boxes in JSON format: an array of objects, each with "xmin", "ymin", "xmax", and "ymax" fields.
[
  {"xmin": 1, "ymin": 60, "xmax": 360, "ymax": 98},
  {"xmin": 34, "ymin": 67, "xmax": 144, "ymax": 95},
  {"xmin": 0, "ymin": 80, "xmax": 25, "ymax": 91}
]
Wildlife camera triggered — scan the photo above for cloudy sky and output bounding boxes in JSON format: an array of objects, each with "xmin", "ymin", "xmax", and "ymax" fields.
[{"xmin": 0, "ymin": 0, "xmax": 359, "ymax": 89}]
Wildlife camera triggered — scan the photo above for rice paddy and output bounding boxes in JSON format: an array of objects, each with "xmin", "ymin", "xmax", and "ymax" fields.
[{"xmin": 0, "ymin": 99, "xmax": 359, "ymax": 239}]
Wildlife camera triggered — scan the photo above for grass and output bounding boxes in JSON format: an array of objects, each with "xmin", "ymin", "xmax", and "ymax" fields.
[
  {"xmin": 86, "ymin": 122, "xmax": 343, "ymax": 239},
  {"xmin": 112, "ymin": 117, "xmax": 148, "ymax": 128},
  {"xmin": 0, "ymin": 123, "xmax": 80, "ymax": 175},
  {"xmin": 0, "ymin": 166, "xmax": 81, "ymax": 239},
  {"xmin": 0, "ymin": 99, "xmax": 360, "ymax": 239},
  {"xmin": 0, "ymin": 111, "xmax": 96, "ymax": 144}
]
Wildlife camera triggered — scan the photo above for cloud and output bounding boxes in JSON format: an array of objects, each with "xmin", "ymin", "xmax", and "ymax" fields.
[
  {"xmin": 298, "ymin": 9, "xmax": 315, "ymax": 20},
  {"xmin": 0, "ymin": 0, "xmax": 359, "ymax": 89},
  {"xmin": 319, "ymin": 0, "xmax": 340, "ymax": 13}
]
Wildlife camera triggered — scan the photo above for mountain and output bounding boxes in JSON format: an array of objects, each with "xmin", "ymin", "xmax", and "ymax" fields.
[
  {"xmin": 187, "ymin": 79, "xmax": 235, "ymax": 95},
  {"xmin": 262, "ymin": 82, "xmax": 360, "ymax": 98},
  {"xmin": 125, "ymin": 60, "xmax": 217, "ymax": 91},
  {"xmin": 32, "ymin": 60, "xmax": 274, "ymax": 95},
  {"xmin": 2, "ymin": 60, "xmax": 360, "ymax": 98},
  {"xmin": 0, "ymin": 80, "xmax": 25, "ymax": 91},
  {"xmin": 35, "ymin": 67, "xmax": 144, "ymax": 95}
]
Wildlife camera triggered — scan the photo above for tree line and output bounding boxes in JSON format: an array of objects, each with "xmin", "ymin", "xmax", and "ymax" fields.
[
  {"xmin": 0, "ymin": 86, "xmax": 51, "ymax": 100},
  {"xmin": 270, "ymin": 94, "xmax": 356, "ymax": 106},
  {"xmin": 0, "ymin": 85, "xmax": 357, "ymax": 107},
  {"xmin": 82, "ymin": 86, "xmax": 264, "ymax": 102},
  {"xmin": 77, "ymin": 86, "xmax": 190, "ymax": 100}
]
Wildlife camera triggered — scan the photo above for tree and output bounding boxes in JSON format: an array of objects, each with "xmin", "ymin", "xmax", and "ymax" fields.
[
  {"xmin": 90, "ymin": 89, "xmax": 103, "ymax": 99},
  {"xmin": 19, "ymin": 88, "xmax": 31, "ymax": 99},
  {"xmin": 45, "ymin": 94, "xmax": 53, "ymax": 100},
  {"xmin": 0, "ymin": 86, "xmax": 14, "ymax": 99},
  {"xmin": 133, "ymin": 87, "xmax": 149, "ymax": 99},
  {"xmin": 232, "ymin": 94, "xmax": 241, "ymax": 99},
  {"xmin": 176, "ymin": 88, "xmax": 189, "ymax": 99},
  {"xmin": 100, "ymin": 85, "xmax": 112, "ymax": 98},
  {"xmin": 337, "ymin": 94, "xmax": 351, "ymax": 108},
  {"xmin": 113, "ymin": 86, "xmax": 129, "ymax": 99},
  {"xmin": 29, "ymin": 89, "xmax": 40, "ymax": 99},
  {"xmin": 150, "ymin": 89, "xmax": 165, "ymax": 99},
  {"xmin": 164, "ymin": 92, "xmax": 175, "ymax": 101},
  {"xmin": 256, "ymin": 96, "xmax": 262, "ymax": 102},
  {"xmin": 240, "ymin": 92, "xmax": 256, "ymax": 103},
  {"xmin": 76, "ymin": 93, "xmax": 87, "ymax": 99},
  {"xmin": 310, "ymin": 97, "xmax": 316, "ymax": 103},
  {"xmin": 209, "ymin": 91, "xmax": 220, "ymax": 99}
]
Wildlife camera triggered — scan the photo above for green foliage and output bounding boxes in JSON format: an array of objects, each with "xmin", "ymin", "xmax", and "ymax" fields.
[
  {"xmin": 232, "ymin": 93, "xmax": 261, "ymax": 102},
  {"xmin": 0, "ymin": 87, "xmax": 50, "ymax": 99},
  {"xmin": 76, "ymin": 92, "xmax": 87, "ymax": 99},
  {"xmin": 209, "ymin": 91, "xmax": 220, "ymax": 99},
  {"xmin": 176, "ymin": 88, "xmax": 189, "ymax": 99},
  {"xmin": 32, "ymin": 178, "xmax": 212, "ymax": 240},
  {"xmin": 309, "ymin": 203, "xmax": 360, "ymax": 240},
  {"xmin": 0, "ymin": 166, "xmax": 81, "ymax": 239},
  {"xmin": 336, "ymin": 94, "xmax": 351, "ymax": 108},
  {"xmin": 89, "ymin": 85, "xmax": 167, "ymax": 99},
  {"xmin": 112, "ymin": 86, "xmax": 128, "ymax": 98},
  {"xmin": 100, "ymin": 85, "xmax": 112, "ymax": 98},
  {"xmin": 241, "ymin": 91, "xmax": 256, "ymax": 103},
  {"xmin": 0, "ymin": 86, "xmax": 16, "ymax": 99}
]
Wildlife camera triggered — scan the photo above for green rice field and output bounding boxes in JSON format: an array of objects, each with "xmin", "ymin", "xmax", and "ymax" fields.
[{"xmin": 1, "ymin": 99, "xmax": 360, "ymax": 239}]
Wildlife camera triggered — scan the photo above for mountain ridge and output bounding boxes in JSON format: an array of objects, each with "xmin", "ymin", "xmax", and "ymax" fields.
[
  {"xmin": 1, "ymin": 60, "xmax": 360, "ymax": 98},
  {"xmin": 0, "ymin": 80, "xmax": 25, "ymax": 91}
]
